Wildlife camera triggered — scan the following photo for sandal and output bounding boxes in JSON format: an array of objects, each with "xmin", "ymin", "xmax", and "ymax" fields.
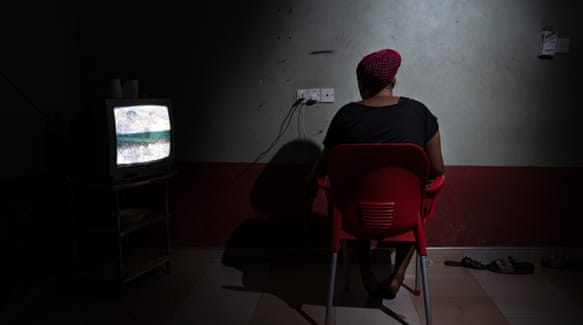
[
  {"xmin": 444, "ymin": 256, "xmax": 487, "ymax": 270},
  {"xmin": 486, "ymin": 256, "xmax": 534, "ymax": 274}
]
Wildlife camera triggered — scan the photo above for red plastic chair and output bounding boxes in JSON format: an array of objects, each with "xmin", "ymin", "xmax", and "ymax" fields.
[{"xmin": 318, "ymin": 143, "xmax": 444, "ymax": 325}]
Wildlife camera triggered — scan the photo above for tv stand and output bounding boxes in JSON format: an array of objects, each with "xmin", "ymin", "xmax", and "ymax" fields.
[{"xmin": 67, "ymin": 171, "xmax": 176, "ymax": 288}]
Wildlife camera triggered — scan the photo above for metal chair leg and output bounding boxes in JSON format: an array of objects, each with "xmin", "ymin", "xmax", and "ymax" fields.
[
  {"xmin": 415, "ymin": 252, "xmax": 421, "ymax": 295},
  {"xmin": 420, "ymin": 255, "xmax": 432, "ymax": 325},
  {"xmin": 342, "ymin": 240, "xmax": 350, "ymax": 292},
  {"xmin": 325, "ymin": 252, "xmax": 338, "ymax": 325}
]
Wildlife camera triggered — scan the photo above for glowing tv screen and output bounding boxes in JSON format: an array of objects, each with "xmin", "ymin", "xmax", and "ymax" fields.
[{"xmin": 113, "ymin": 104, "xmax": 171, "ymax": 166}]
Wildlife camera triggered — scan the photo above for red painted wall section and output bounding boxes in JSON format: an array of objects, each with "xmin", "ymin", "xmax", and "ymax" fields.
[
  {"xmin": 0, "ymin": 162, "xmax": 580, "ymax": 286},
  {"xmin": 169, "ymin": 163, "xmax": 583, "ymax": 247},
  {"xmin": 425, "ymin": 166, "xmax": 582, "ymax": 246},
  {"xmin": 170, "ymin": 162, "xmax": 330, "ymax": 248}
]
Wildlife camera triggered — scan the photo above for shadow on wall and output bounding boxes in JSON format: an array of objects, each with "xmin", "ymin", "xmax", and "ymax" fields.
[
  {"xmin": 222, "ymin": 139, "xmax": 326, "ymax": 325},
  {"xmin": 223, "ymin": 139, "xmax": 328, "ymax": 250},
  {"xmin": 250, "ymin": 139, "xmax": 320, "ymax": 218},
  {"xmin": 220, "ymin": 140, "xmax": 400, "ymax": 324}
]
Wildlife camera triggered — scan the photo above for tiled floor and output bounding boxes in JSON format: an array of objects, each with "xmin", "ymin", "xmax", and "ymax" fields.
[{"xmin": 1, "ymin": 246, "xmax": 582, "ymax": 324}]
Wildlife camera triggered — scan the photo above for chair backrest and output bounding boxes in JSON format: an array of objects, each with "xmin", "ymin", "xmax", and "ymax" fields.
[{"xmin": 325, "ymin": 143, "xmax": 430, "ymax": 238}]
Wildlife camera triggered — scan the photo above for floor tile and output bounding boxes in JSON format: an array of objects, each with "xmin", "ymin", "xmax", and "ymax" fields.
[
  {"xmin": 251, "ymin": 293, "xmax": 318, "ymax": 325},
  {"xmin": 411, "ymin": 252, "xmax": 510, "ymax": 325},
  {"xmin": 1, "ymin": 247, "xmax": 582, "ymax": 325},
  {"xmin": 471, "ymin": 268, "xmax": 583, "ymax": 324},
  {"xmin": 170, "ymin": 262, "xmax": 268, "ymax": 325}
]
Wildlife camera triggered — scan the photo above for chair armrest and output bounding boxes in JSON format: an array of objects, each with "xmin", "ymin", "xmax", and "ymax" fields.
[
  {"xmin": 422, "ymin": 175, "xmax": 445, "ymax": 223},
  {"xmin": 317, "ymin": 176, "xmax": 330, "ymax": 190},
  {"xmin": 317, "ymin": 176, "xmax": 332, "ymax": 202},
  {"xmin": 426, "ymin": 175, "xmax": 445, "ymax": 194}
]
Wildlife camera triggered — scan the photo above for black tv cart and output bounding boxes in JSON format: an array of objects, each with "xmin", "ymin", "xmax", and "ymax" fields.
[{"xmin": 66, "ymin": 171, "xmax": 175, "ymax": 287}]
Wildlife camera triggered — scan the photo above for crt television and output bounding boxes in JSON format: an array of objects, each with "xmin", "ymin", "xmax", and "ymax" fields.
[
  {"xmin": 68, "ymin": 98, "xmax": 175, "ymax": 182},
  {"xmin": 106, "ymin": 98, "xmax": 174, "ymax": 181}
]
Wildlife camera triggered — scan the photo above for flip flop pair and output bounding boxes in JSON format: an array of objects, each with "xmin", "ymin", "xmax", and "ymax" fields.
[
  {"xmin": 444, "ymin": 256, "xmax": 486, "ymax": 270},
  {"xmin": 485, "ymin": 256, "xmax": 535, "ymax": 274},
  {"xmin": 445, "ymin": 256, "xmax": 535, "ymax": 274}
]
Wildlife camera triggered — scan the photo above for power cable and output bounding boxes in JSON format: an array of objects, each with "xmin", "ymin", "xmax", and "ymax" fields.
[
  {"xmin": 203, "ymin": 97, "xmax": 307, "ymax": 195},
  {"xmin": 0, "ymin": 70, "xmax": 49, "ymax": 120}
]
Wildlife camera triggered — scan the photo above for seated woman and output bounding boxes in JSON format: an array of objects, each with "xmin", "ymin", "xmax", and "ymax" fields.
[{"xmin": 307, "ymin": 48, "xmax": 444, "ymax": 298}]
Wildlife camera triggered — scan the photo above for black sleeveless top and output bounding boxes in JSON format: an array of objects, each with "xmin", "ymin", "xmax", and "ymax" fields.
[{"xmin": 323, "ymin": 97, "xmax": 438, "ymax": 149}]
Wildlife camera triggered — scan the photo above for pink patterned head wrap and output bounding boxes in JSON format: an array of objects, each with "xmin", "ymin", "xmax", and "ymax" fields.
[{"xmin": 356, "ymin": 49, "xmax": 401, "ymax": 91}]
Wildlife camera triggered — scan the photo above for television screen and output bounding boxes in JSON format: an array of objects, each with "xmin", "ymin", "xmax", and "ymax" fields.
[{"xmin": 113, "ymin": 104, "xmax": 171, "ymax": 166}]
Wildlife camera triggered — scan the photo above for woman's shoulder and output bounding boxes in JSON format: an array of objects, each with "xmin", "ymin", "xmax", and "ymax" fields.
[
  {"xmin": 342, "ymin": 101, "xmax": 363, "ymax": 108},
  {"xmin": 338, "ymin": 97, "xmax": 427, "ymax": 110},
  {"xmin": 328, "ymin": 102, "xmax": 360, "ymax": 122},
  {"xmin": 336, "ymin": 102, "xmax": 363, "ymax": 113},
  {"xmin": 399, "ymin": 97, "xmax": 432, "ymax": 111},
  {"xmin": 399, "ymin": 96, "xmax": 426, "ymax": 106}
]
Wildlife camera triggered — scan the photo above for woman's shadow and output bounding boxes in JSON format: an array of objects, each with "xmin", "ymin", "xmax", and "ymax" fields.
[
  {"xmin": 222, "ymin": 139, "xmax": 330, "ymax": 250},
  {"xmin": 220, "ymin": 140, "xmax": 391, "ymax": 324}
]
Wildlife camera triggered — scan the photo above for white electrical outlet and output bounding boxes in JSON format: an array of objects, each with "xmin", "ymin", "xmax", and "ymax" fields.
[
  {"xmin": 320, "ymin": 88, "xmax": 335, "ymax": 103},
  {"xmin": 297, "ymin": 88, "xmax": 321, "ymax": 102}
]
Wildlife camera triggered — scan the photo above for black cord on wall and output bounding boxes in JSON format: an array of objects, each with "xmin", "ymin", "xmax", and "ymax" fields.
[
  {"xmin": 204, "ymin": 97, "xmax": 309, "ymax": 195},
  {"xmin": 0, "ymin": 71, "xmax": 49, "ymax": 120}
]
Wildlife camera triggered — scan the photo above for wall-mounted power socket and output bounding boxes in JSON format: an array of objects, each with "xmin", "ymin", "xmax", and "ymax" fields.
[
  {"xmin": 320, "ymin": 88, "xmax": 335, "ymax": 103},
  {"xmin": 297, "ymin": 88, "xmax": 321, "ymax": 102}
]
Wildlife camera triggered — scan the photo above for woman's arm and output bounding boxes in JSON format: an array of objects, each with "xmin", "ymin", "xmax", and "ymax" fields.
[{"xmin": 425, "ymin": 131, "xmax": 444, "ymax": 177}]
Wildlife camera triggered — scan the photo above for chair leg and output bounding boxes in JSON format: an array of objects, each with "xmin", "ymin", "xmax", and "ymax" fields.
[
  {"xmin": 420, "ymin": 255, "xmax": 432, "ymax": 325},
  {"xmin": 414, "ymin": 252, "xmax": 421, "ymax": 296},
  {"xmin": 325, "ymin": 252, "xmax": 338, "ymax": 325},
  {"xmin": 342, "ymin": 240, "xmax": 350, "ymax": 292}
]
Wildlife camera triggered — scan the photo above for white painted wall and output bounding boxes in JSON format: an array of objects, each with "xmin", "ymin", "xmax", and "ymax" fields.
[
  {"xmin": 177, "ymin": 0, "xmax": 582, "ymax": 166},
  {"xmin": 2, "ymin": 1, "xmax": 581, "ymax": 179}
]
